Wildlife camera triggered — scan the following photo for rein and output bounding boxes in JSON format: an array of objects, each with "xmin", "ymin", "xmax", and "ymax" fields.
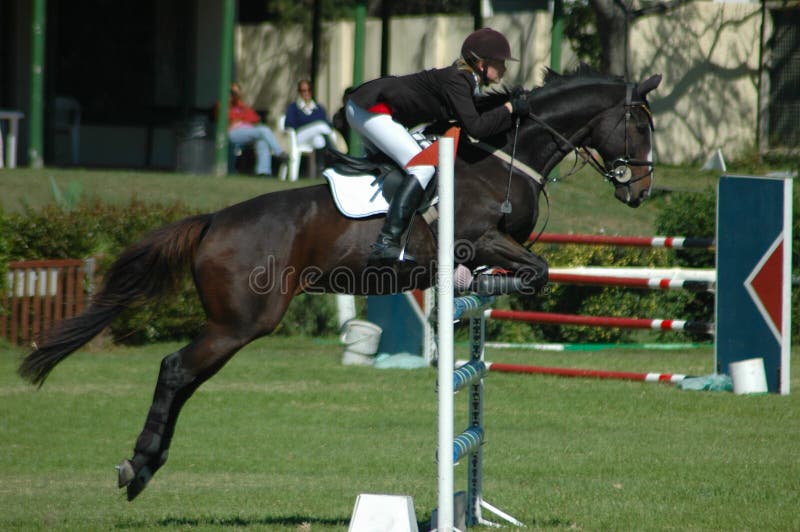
[
  {"xmin": 470, "ymin": 119, "xmax": 551, "ymax": 249},
  {"xmin": 526, "ymin": 83, "xmax": 654, "ymax": 190},
  {"xmin": 463, "ymin": 82, "xmax": 655, "ymax": 248}
]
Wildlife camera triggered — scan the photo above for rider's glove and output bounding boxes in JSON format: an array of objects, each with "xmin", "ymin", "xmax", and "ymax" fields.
[{"xmin": 510, "ymin": 95, "xmax": 531, "ymax": 117}]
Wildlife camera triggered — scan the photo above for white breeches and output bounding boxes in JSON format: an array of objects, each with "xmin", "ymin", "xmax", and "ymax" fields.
[
  {"xmin": 345, "ymin": 100, "xmax": 435, "ymax": 189},
  {"xmin": 295, "ymin": 120, "xmax": 334, "ymax": 150}
]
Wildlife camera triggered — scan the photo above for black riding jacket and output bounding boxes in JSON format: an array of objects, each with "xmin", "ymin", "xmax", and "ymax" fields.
[{"xmin": 346, "ymin": 65, "xmax": 511, "ymax": 139}]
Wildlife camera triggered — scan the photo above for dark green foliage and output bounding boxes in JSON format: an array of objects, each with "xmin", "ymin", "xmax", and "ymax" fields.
[
  {"xmin": 5, "ymin": 183, "xmax": 797, "ymax": 346},
  {"xmin": 654, "ymin": 187, "xmax": 716, "ymax": 268},
  {"xmin": 488, "ymin": 188, "xmax": 725, "ymax": 344},
  {"xmin": 5, "ymin": 202, "xmax": 100, "ymax": 260},
  {"xmin": 274, "ymin": 293, "xmax": 340, "ymax": 337},
  {"xmin": 0, "ymin": 214, "xmax": 10, "ymax": 317},
  {"xmin": 2, "ymin": 198, "xmax": 343, "ymax": 344},
  {"xmin": 5, "ymin": 198, "xmax": 204, "ymax": 263},
  {"xmin": 110, "ymin": 278, "xmax": 206, "ymax": 344},
  {"xmin": 498, "ymin": 243, "xmax": 704, "ymax": 343},
  {"xmin": 243, "ymin": 0, "xmax": 473, "ymax": 24},
  {"xmin": 655, "ymin": 184, "xmax": 800, "ymax": 345},
  {"xmin": 4, "ymin": 199, "xmax": 203, "ymax": 344},
  {"xmin": 563, "ymin": 0, "xmax": 602, "ymax": 69}
]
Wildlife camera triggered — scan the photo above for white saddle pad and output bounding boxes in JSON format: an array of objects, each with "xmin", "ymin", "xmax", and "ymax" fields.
[{"xmin": 323, "ymin": 168, "xmax": 390, "ymax": 218}]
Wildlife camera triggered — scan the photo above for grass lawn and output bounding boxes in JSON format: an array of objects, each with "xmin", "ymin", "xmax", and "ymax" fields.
[
  {"xmin": 0, "ymin": 168, "xmax": 313, "ymax": 215},
  {"xmin": 1, "ymin": 154, "xmax": 796, "ymax": 530},
  {"xmin": 1, "ymin": 337, "xmax": 798, "ymax": 531}
]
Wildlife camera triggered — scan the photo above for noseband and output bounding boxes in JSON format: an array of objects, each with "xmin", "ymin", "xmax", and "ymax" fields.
[
  {"xmin": 525, "ymin": 83, "xmax": 655, "ymax": 190},
  {"xmin": 603, "ymin": 84, "xmax": 655, "ymax": 188}
]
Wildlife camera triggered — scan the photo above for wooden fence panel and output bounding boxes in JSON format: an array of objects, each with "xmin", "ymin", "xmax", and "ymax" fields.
[{"xmin": 1, "ymin": 259, "xmax": 91, "ymax": 346}]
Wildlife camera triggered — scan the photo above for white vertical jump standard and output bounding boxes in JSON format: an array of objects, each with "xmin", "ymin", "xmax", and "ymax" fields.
[
  {"xmin": 435, "ymin": 138, "xmax": 522, "ymax": 530},
  {"xmin": 436, "ymin": 137, "xmax": 456, "ymax": 532}
]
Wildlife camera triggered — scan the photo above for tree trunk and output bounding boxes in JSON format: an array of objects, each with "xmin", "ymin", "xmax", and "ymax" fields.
[{"xmin": 589, "ymin": 0, "xmax": 629, "ymax": 77}]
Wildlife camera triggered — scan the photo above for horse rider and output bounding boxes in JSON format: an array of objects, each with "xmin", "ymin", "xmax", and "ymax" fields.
[{"xmin": 345, "ymin": 27, "xmax": 531, "ymax": 265}]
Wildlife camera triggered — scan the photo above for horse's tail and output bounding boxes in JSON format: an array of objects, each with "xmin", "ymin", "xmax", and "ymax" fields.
[{"xmin": 18, "ymin": 213, "xmax": 214, "ymax": 386}]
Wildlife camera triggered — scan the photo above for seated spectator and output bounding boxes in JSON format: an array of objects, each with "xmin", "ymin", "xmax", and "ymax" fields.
[
  {"xmin": 225, "ymin": 82, "xmax": 287, "ymax": 176},
  {"xmin": 285, "ymin": 80, "xmax": 337, "ymax": 164}
]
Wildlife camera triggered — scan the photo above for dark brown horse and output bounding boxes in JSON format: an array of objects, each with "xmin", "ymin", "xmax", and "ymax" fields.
[{"xmin": 18, "ymin": 68, "xmax": 661, "ymax": 500}]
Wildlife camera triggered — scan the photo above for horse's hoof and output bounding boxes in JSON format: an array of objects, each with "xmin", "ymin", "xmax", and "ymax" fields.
[
  {"xmin": 126, "ymin": 465, "xmax": 152, "ymax": 501},
  {"xmin": 116, "ymin": 459, "xmax": 135, "ymax": 488}
]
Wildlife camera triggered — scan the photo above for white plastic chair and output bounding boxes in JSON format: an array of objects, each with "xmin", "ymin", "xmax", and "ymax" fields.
[
  {"xmin": 54, "ymin": 96, "xmax": 81, "ymax": 165},
  {"xmin": 278, "ymin": 114, "xmax": 315, "ymax": 182}
]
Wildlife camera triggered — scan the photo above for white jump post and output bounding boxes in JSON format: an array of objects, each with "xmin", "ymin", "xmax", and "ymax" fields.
[
  {"xmin": 435, "ymin": 138, "xmax": 523, "ymax": 531},
  {"xmin": 436, "ymin": 136, "xmax": 456, "ymax": 531}
]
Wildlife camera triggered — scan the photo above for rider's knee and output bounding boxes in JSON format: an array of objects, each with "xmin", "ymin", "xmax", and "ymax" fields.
[{"xmin": 408, "ymin": 165, "xmax": 435, "ymax": 188}]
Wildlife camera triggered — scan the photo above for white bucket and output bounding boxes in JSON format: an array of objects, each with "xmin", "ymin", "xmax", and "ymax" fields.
[
  {"xmin": 341, "ymin": 320, "xmax": 383, "ymax": 366},
  {"xmin": 729, "ymin": 357, "xmax": 768, "ymax": 395}
]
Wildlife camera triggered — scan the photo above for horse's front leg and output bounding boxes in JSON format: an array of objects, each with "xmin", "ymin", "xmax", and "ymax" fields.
[{"xmin": 467, "ymin": 230, "xmax": 549, "ymax": 292}]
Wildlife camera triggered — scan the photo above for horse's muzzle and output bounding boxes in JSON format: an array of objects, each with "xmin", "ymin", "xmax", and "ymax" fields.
[{"xmin": 614, "ymin": 179, "xmax": 651, "ymax": 207}]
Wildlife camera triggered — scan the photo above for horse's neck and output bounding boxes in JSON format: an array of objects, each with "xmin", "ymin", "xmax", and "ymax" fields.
[
  {"xmin": 521, "ymin": 84, "xmax": 624, "ymax": 174},
  {"xmin": 534, "ymin": 83, "xmax": 622, "ymax": 131}
]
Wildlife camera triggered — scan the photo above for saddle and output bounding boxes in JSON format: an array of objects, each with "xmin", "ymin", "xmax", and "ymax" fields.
[
  {"xmin": 322, "ymin": 128, "xmax": 459, "ymax": 219},
  {"xmin": 325, "ymin": 149, "xmax": 415, "ymax": 205}
]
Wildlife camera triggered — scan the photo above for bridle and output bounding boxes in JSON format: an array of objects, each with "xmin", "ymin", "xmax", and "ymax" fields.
[
  {"xmin": 523, "ymin": 82, "xmax": 655, "ymax": 191},
  {"xmin": 495, "ymin": 81, "xmax": 656, "ymax": 246}
]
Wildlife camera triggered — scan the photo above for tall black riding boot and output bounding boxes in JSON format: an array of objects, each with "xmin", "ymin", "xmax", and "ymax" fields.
[{"xmin": 368, "ymin": 174, "xmax": 426, "ymax": 265}]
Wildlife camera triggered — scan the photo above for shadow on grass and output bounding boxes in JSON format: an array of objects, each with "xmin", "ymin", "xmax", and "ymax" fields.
[
  {"xmin": 115, "ymin": 514, "xmax": 439, "ymax": 530},
  {"xmin": 115, "ymin": 515, "xmax": 350, "ymax": 529}
]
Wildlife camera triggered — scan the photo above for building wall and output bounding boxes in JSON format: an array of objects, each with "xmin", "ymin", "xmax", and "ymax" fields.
[
  {"xmin": 237, "ymin": 12, "xmax": 554, "ymax": 144},
  {"xmin": 0, "ymin": 2, "xmax": 769, "ymax": 169},
  {"xmin": 630, "ymin": 2, "xmax": 762, "ymax": 165},
  {"xmin": 237, "ymin": 7, "xmax": 762, "ymax": 167}
]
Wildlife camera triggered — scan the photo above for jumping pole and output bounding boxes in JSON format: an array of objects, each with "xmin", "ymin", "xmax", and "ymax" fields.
[
  {"xmin": 484, "ymin": 362, "xmax": 687, "ymax": 383},
  {"xmin": 434, "ymin": 139, "xmax": 522, "ymax": 530},
  {"xmin": 486, "ymin": 309, "xmax": 714, "ymax": 334},
  {"xmin": 436, "ymin": 136, "xmax": 455, "ymax": 531},
  {"xmin": 533, "ymin": 233, "xmax": 715, "ymax": 249}
]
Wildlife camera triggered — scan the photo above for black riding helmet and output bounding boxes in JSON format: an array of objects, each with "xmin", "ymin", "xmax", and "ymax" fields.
[{"xmin": 461, "ymin": 28, "xmax": 517, "ymax": 84}]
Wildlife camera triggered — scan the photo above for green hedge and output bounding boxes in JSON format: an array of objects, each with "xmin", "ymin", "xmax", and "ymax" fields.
[
  {"xmin": 493, "ymin": 243, "xmax": 711, "ymax": 344},
  {"xmin": 498, "ymin": 184, "xmax": 797, "ymax": 345},
  {"xmin": 3, "ymin": 185, "xmax": 798, "ymax": 346},
  {"xmin": 1, "ymin": 198, "xmax": 343, "ymax": 344},
  {"xmin": 0, "ymin": 215, "xmax": 10, "ymax": 313},
  {"xmin": 654, "ymin": 185, "xmax": 800, "ymax": 345},
  {"xmin": 493, "ymin": 186, "xmax": 718, "ymax": 344}
]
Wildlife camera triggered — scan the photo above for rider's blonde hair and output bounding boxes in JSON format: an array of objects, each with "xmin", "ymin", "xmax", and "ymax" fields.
[{"xmin": 455, "ymin": 57, "xmax": 476, "ymax": 73}]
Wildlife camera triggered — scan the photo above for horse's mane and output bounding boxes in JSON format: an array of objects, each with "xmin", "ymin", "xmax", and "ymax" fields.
[
  {"xmin": 540, "ymin": 64, "xmax": 623, "ymax": 88},
  {"xmin": 474, "ymin": 64, "xmax": 625, "ymax": 112},
  {"xmin": 532, "ymin": 64, "xmax": 625, "ymax": 99}
]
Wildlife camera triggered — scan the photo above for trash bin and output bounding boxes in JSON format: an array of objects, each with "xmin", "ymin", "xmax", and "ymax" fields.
[{"xmin": 175, "ymin": 115, "xmax": 214, "ymax": 174}]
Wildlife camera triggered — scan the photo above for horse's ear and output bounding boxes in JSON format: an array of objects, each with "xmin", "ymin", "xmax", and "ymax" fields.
[{"xmin": 637, "ymin": 74, "xmax": 662, "ymax": 96}]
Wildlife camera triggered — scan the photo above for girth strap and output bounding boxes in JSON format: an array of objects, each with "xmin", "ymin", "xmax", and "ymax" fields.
[{"xmin": 470, "ymin": 139, "xmax": 545, "ymax": 185}]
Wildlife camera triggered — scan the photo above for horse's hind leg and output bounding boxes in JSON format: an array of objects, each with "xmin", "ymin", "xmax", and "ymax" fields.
[{"xmin": 117, "ymin": 325, "xmax": 248, "ymax": 501}]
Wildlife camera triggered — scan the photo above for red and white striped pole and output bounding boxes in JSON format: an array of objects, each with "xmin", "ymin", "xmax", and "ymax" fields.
[
  {"xmin": 486, "ymin": 309, "xmax": 713, "ymax": 334},
  {"xmin": 485, "ymin": 362, "xmax": 687, "ymax": 383},
  {"xmin": 547, "ymin": 272, "xmax": 714, "ymax": 292},
  {"xmin": 532, "ymin": 233, "xmax": 715, "ymax": 249}
]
